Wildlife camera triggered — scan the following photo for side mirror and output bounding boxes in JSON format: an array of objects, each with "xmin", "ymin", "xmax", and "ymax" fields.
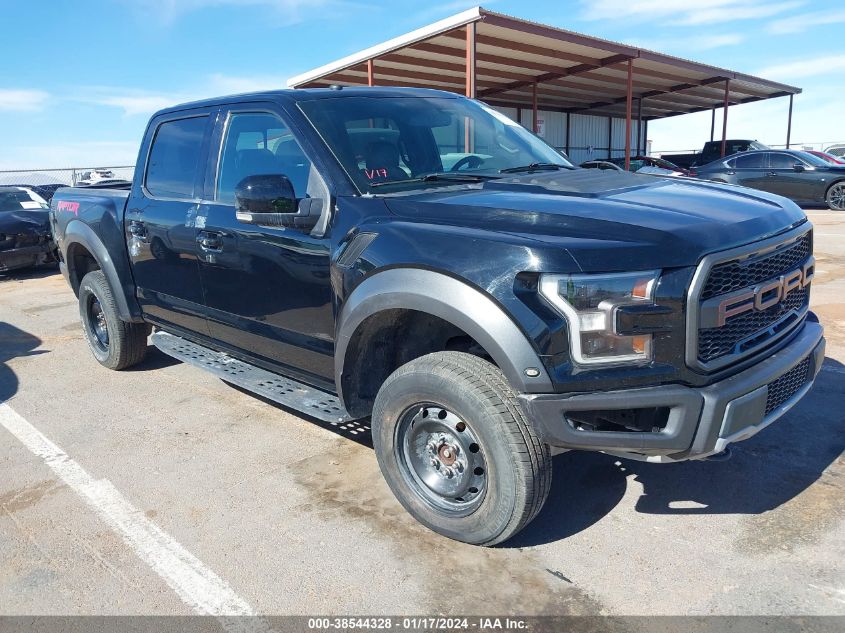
[
  {"xmin": 234, "ymin": 174, "xmax": 320, "ymax": 230},
  {"xmin": 793, "ymin": 163, "xmax": 805, "ymax": 172}
]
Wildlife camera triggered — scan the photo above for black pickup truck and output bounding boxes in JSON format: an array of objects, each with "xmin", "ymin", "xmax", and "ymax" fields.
[
  {"xmin": 662, "ymin": 139, "xmax": 769, "ymax": 169},
  {"xmin": 50, "ymin": 88, "xmax": 824, "ymax": 546}
]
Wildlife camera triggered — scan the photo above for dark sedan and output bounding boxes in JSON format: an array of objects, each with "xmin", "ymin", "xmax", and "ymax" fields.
[
  {"xmin": 0, "ymin": 187, "xmax": 57, "ymax": 273},
  {"xmin": 693, "ymin": 149, "xmax": 845, "ymax": 210}
]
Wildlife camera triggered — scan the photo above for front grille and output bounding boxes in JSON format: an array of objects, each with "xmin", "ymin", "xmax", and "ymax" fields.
[
  {"xmin": 694, "ymin": 230, "xmax": 812, "ymax": 367},
  {"xmin": 698, "ymin": 287, "xmax": 809, "ymax": 363},
  {"xmin": 701, "ymin": 233, "xmax": 811, "ymax": 301},
  {"xmin": 765, "ymin": 357, "xmax": 811, "ymax": 416}
]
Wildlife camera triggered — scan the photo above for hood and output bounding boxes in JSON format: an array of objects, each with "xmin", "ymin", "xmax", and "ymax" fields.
[
  {"xmin": 0, "ymin": 209, "xmax": 51, "ymax": 237},
  {"xmin": 384, "ymin": 169, "xmax": 806, "ymax": 270}
]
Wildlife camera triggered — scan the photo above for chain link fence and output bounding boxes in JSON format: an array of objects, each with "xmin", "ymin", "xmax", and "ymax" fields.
[{"xmin": 0, "ymin": 166, "xmax": 136, "ymax": 188}]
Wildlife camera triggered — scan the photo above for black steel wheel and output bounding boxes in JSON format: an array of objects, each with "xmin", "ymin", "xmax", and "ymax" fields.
[
  {"xmin": 78, "ymin": 270, "xmax": 149, "ymax": 370},
  {"xmin": 372, "ymin": 351, "xmax": 552, "ymax": 546},
  {"xmin": 396, "ymin": 404, "xmax": 488, "ymax": 516}
]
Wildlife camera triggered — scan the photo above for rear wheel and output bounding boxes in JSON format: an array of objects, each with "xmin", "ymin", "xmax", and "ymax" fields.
[
  {"xmin": 371, "ymin": 351, "xmax": 552, "ymax": 546},
  {"xmin": 78, "ymin": 270, "xmax": 149, "ymax": 370},
  {"xmin": 826, "ymin": 181, "xmax": 845, "ymax": 210}
]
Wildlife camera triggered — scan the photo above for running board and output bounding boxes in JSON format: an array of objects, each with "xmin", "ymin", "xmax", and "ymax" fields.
[{"xmin": 151, "ymin": 331, "xmax": 353, "ymax": 424}]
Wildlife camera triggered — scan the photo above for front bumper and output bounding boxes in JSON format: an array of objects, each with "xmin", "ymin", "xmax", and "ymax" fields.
[
  {"xmin": 0, "ymin": 241, "xmax": 56, "ymax": 272},
  {"xmin": 519, "ymin": 320, "xmax": 825, "ymax": 462}
]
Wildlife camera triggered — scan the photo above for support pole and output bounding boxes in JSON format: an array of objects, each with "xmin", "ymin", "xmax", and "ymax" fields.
[
  {"xmin": 636, "ymin": 97, "xmax": 643, "ymax": 156},
  {"xmin": 367, "ymin": 59, "xmax": 374, "ymax": 87},
  {"xmin": 565, "ymin": 112, "xmax": 571, "ymax": 156},
  {"xmin": 607, "ymin": 116, "xmax": 613, "ymax": 160},
  {"xmin": 465, "ymin": 22, "xmax": 476, "ymax": 98},
  {"xmin": 721, "ymin": 79, "xmax": 730, "ymax": 158},
  {"xmin": 465, "ymin": 22, "xmax": 476, "ymax": 153},
  {"xmin": 786, "ymin": 94, "xmax": 794, "ymax": 149},
  {"xmin": 710, "ymin": 108, "xmax": 715, "ymax": 142},
  {"xmin": 624, "ymin": 59, "xmax": 634, "ymax": 170},
  {"xmin": 532, "ymin": 81, "xmax": 538, "ymax": 134}
]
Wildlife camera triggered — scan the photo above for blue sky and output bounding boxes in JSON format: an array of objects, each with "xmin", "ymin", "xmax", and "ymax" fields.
[{"xmin": 1, "ymin": 0, "xmax": 843, "ymax": 169}]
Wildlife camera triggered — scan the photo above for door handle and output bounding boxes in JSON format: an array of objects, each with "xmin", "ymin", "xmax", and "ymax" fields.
[
  {"xmin": 128, "ymin": 220, "xmax": 147, "ymax": 239},
  {"xmin": 197, "ymin": 231, "xmax": 223, "ymax": 251},
  {"xmin": 766, "ymin": 171, "xmax": 778, "ymax": 177}
]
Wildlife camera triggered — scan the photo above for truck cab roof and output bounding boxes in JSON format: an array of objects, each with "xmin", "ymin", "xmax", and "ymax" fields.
[{"xmin": 156, "ymin": 86, "xmax": 461, "ymax": 117}]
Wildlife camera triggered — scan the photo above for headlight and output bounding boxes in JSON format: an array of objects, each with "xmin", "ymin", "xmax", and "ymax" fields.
[{"xmin": 539, "ymin": 271, "xmax": 660, "ymax": 365}]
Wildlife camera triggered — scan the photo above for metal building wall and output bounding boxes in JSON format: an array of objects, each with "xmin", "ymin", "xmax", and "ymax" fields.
[{"xmin": 489, "ymin": 105, "xmax": 643, "ymax": 165}]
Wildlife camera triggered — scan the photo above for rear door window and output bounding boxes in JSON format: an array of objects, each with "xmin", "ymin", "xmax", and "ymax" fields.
[
  {"xmin": 145, "ymin": 116, "xmax": 208, "ymax": 199},
  {"xmin": 734, "ymin": 153, "xmax": 766, "ymax": 169}
]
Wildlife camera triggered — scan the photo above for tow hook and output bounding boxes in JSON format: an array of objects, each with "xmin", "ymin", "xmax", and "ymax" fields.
[{"xmin": 704, "ymin": 447, "xmax": 733, "ymax": 462}]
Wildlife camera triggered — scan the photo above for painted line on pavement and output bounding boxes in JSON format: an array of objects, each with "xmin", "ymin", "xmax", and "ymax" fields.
[{"xmin": 0, "ymin": 401, "xmax": 272, "ymax": 631}]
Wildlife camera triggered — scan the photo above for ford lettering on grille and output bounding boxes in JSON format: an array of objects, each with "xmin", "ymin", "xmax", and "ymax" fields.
[
  {"xmin": 701, "ymin": 258, "xmax": 815, "ymax": 328},
  {"xmin": 687, "ymin": 229, "xmax": 814, "ymax": 370}
]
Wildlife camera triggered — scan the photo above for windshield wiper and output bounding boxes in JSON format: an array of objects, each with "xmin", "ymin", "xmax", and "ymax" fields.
[
  {"xmin": 499, "ymin": 162, "xmax": 571, "ymax": 174},
  {"xmin": 369, "ymin": 172, "xmax": 500, "ymax": 188}
]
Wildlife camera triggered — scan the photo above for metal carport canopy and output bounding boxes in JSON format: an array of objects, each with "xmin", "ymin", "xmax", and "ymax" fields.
[{"xmin": 286, "ymin": 6, "xmax": 801, "ymax": 162}]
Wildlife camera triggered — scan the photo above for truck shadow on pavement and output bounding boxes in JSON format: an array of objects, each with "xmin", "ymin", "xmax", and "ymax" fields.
[
  {"xmin": 508, "ymin": 356, "xmax": 845, "ymax": 548},
  {"xmin": 0, "ymin": 322, "xmax": 45, "ymax": 403}
]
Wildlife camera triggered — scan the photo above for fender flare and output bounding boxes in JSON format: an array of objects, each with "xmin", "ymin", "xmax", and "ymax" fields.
[
  {"xmin": 63, "ymin": 220, "xmax": 142, "ymax": 322},
  {"xmin": 335, "ymin": 268, "xmax": 553, "ymax": 402}
]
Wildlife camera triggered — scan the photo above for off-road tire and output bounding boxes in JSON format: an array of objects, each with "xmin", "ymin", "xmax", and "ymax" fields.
[
  {"xmin": 78, "ymin": 270, "xmax": 149, "ymax": 370},
  {"xmin": 371, "ymin": 351, "xmax": 552, "ymax": 546}
]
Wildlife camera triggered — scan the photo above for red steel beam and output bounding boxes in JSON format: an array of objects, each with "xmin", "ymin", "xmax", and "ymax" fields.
[
  {"xmin": 367, "ymin": 59, "xmax": 374, "ymax": 86},
  {"xmin": 466, "ymin": 22, "xmax": 476, "ymax": 98},
  {"xmin": 625, "ymin": 59, "xmax": 633, "ymax": 170},
  {"xmin": 786, "ymin": 93, "xmax": 794, "ymax": 149},
  {"xmin": 721, "ymin": 79, "xmax": 730, "ymax": 157}
]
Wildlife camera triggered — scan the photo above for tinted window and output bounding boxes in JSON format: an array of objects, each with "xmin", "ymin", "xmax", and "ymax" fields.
[
  {"xmin": 145, "ymin": 116, "xmax": 207, "ymax": 199},
  {"xmin": 734, "ymin": 153, "xmax": 766, "ymax": 168},
  {"xmin": 298, "ymin": 96, "xmax": 571, "ymax": 193},
  {"xmin": 217, "ymin": 112, "xmax": 312, "ymax": 203},
  {"xmin": 770, "ymin": 153, "xmax": 800, "ymax": 169}
]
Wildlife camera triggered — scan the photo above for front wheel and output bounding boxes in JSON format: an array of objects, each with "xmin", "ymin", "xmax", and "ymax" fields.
[
  {"xmin": 78, "ymin": 270, "xmax": 149, "ymax": 370},
  {"xmin": 826, "ymin": 181, "xmax": 845, "ymax": 210},
  {"xmin": 371, "ymin": 352, "xmax": 552, "ymax": 546}
]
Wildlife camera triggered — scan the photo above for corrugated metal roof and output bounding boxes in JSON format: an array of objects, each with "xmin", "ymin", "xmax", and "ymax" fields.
[{"xmin": 287, "ymin": 6, "xmax": 800, "ymax": 121}]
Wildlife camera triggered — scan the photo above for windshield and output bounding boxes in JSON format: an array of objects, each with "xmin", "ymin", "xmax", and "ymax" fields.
[
  {"xmin": 796, "ymin": 151, "xmax": 835, "ymax": 168},
  {"xmin": 298, "ymin": 95, "xmax": 572, "ymax": 193},
  {"xmin": 0, "ymin": 189, "xmax": 49, "ymax": 212}
]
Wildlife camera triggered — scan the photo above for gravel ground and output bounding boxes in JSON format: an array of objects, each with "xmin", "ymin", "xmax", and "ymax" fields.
[{"xmin": 0, "ymin": 209, "xmax": 842, "ymax": 619}]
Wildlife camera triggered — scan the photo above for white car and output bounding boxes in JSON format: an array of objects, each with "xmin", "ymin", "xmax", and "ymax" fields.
[{"xmin": 76, "ymin": 169, "xmax": 118, "ymax": 186}]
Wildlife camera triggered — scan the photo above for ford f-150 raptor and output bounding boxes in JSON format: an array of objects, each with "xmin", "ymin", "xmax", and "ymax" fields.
[{"xmin": 50, "ymin": 88, "xmax": 825, "ymax": 546}]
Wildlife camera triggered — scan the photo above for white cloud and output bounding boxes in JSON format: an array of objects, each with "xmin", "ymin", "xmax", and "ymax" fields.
[
  {"xmin": 0, "ymin": 141, "xmax": 140, "ymax": 171},
  {"xmin": 756, "ymin": 55, "xmax": 845, "ymax": 81},
  {"xmin": 97, "ymin": 94, "xmax": 179, "ymax": 116},
  {"xmin": 0, "ymin": 89, "xmax": 49, "ymax": 112},
  {"xmin": 767, "ymin": 8, "xmax": 845, "ymax": 34},
  {"xmin": 207, "ymin": 73, "xmax": 289, "ymax": 94},
  {"xmin": 579, "ymin": 0, "xmax": 804, "ymax": 26},
  {"xmin": 77, "ymin": 73, "xmax": 291, "ymax": 117},
  {"xmin": 410, "ymin": 0, "xmax": 495, "ymax": 23},
  {"xmin": 128, "ymin": 0, "xmax": 363, "ymax": 26},
  {"xmin": 632, "ymin": 33, "xmax": 744, "ymax": 52}
]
